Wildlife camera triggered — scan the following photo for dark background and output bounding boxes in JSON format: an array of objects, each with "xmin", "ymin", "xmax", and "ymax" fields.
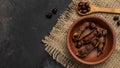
[{"xmin": 0, "ymin": 0, "xmax": 71, "ymax": 68}]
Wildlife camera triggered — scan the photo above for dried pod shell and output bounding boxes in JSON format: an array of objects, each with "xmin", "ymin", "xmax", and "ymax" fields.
[
  {"xmin": 97, "ymin": 36, "xmax": 106, "ymax": 56},
  {"xmin": 79, "ymin": 28, "xmax": 92, "ymax": 40},
  {"xmin": 77, "ymin": 44, "xmax": 94, "ymax": 58},
  {"xmin": 76, "ymin": 30, "xmax": 83, "ymax": 40},
  {"xmin": 77, "ymin": 46, "xmax": 88, "ymax": 58},
  {"xmin": 97, "ymin": 43, "xmax": 104, "ymax": 56},
  {"xmin": 79, "ymin": 22, "xmax": 90, "ymax": 31},
  {"xmin": 74, "ymin": 22, "xmax": 90, "ymax": 40},
  {"xmin": 83, "ymin": 29, "xmax": 98, "ymax": 42}
]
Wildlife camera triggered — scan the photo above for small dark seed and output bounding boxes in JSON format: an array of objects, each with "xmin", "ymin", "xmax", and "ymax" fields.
[
  {"xmin": 72, "ymin": 38, "xmax": 77, "ymax": 43},
  {"xmin": 81, "ymin": 10, "xmax": 87, "ymax": 13},
  {"xmin": 102, "ymin": 30, "xmax": 107, "ymax": 37},
  {"xmin": 113, "ymin": 16, "xmax": 119, "ymax": 21},
  {"xmin": 117, "ymin": 20, "xmax": 120, "ymax": 26},
  {"xmin": 52, "ymin": 8, "xmax": 57, "ymax": 14},
  {"xmin": 46, "ymin": 13, "xmax": 52, "ymax": 19},
  {"xmin": 85, "ymin": 2, "xmax": 89, "ymax": 7},
  {"xmin": 76, "ymin": 41, "xmax": 83, "ymax": 48},
  {"xmin": 89, "ymin": 23, "xmax": 96, "ymax": 30},
  {"xmin": 78, "ymin": 2, "xmax": 83, "ymax": 7},
  {"xmin": 78, "ymin": 41, "xmax": 82, "ymax": 46},
  {"xmin": 81, "ymin": 5, "xmax": 86, "ymax": 10}
]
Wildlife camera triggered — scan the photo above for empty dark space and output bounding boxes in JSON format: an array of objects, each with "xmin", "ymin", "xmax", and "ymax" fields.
[{"xmin": 0, "ymin": 0, "xmax": 71, "ymax": 68}]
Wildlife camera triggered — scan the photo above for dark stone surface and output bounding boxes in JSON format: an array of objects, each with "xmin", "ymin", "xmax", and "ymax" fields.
[{"xmin": 0, "ymin": 0, "xmax": 71, "ymax": 68}]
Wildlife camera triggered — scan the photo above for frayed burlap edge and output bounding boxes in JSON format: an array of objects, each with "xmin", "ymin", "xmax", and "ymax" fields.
[{"xmin": 42, "ymin": 0, "xmax": 120, "ymax": 68}]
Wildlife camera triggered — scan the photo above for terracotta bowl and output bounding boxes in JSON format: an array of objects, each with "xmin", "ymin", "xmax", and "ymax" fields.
[{"xmin": 67, "ymin": 16, "xmax": 116, "ymax": 65}]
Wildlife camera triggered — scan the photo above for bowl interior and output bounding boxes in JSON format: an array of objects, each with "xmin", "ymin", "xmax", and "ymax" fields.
[{"xmin": 67, "ymin": 16, "xmax": 115, "ymax": 64}]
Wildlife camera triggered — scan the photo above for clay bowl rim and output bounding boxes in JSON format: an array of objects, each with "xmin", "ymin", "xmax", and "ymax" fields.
[{"xmin": 67, "ymin": 16, "xmax": 116, "ymax": 65}]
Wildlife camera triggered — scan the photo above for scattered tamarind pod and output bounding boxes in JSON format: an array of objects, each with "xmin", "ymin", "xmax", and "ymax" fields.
[
  {"xmin": 77, "ymin": 44, "xmax": 94, "ymax": 58},
  {"xmin": 83, "ymin": 29, "xmax": 98, "ymax": 42},
  {"xmin": 79, "ymin": 22, "xmax": 90, "ymax": 31},
  {"xmin": 76, "ymin": 30, "xmax": 83, "ymax": 40},
  {"xmin": 79, "ymin": 28, "xmax": 93, "ymax": 40},
  {"xmin": 72, "ymin": 22, "xmax": 90, "ymax": 41},
  {"xmin": 77, "ymin": 22, "xmax": 90, "ymax": 39},
  {"xmin": 77, "ymin": 46, "xmax": 88, "ymax": 58},
  {"xmin": 97, "ymin": 36, "xmax": 106, "ymax": 56}
]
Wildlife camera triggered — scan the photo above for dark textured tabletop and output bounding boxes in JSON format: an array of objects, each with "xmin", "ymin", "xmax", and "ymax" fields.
[{"xmin": 0, "ymin": 0, "xmax": 71, "ymax": 68}]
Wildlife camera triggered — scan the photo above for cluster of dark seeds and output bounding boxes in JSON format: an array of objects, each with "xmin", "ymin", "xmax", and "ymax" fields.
[
  {"xmin": 113, "ymin": 16, "xmax": 120, "ymax": 26},
  {"xmin": 72, "ymin": 22, "xmax": 107, "ymax": 58},
  {"xmin": 46, "ymin": 8, "xmax": 57, "ymax": 19},
  {"xmin": 77, "ymin": 2, "xmax": 90, "ymax": 13}
]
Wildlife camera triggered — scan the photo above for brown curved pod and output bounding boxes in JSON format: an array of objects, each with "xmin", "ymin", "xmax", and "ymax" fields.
[{"xmin": 67, "ymin": 16, "xmax": 116, "ymax": 65}]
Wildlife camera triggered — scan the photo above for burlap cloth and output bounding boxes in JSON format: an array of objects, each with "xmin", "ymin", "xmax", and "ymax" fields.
[{"xmin": 42, "ymin": 0, "xmax": 120, "ymax": 68}]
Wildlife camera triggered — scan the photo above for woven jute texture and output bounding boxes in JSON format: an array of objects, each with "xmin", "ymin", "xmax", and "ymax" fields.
[{"xmin": 42, "ymin": 0, "xmax": 120, "ymax": 68}]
